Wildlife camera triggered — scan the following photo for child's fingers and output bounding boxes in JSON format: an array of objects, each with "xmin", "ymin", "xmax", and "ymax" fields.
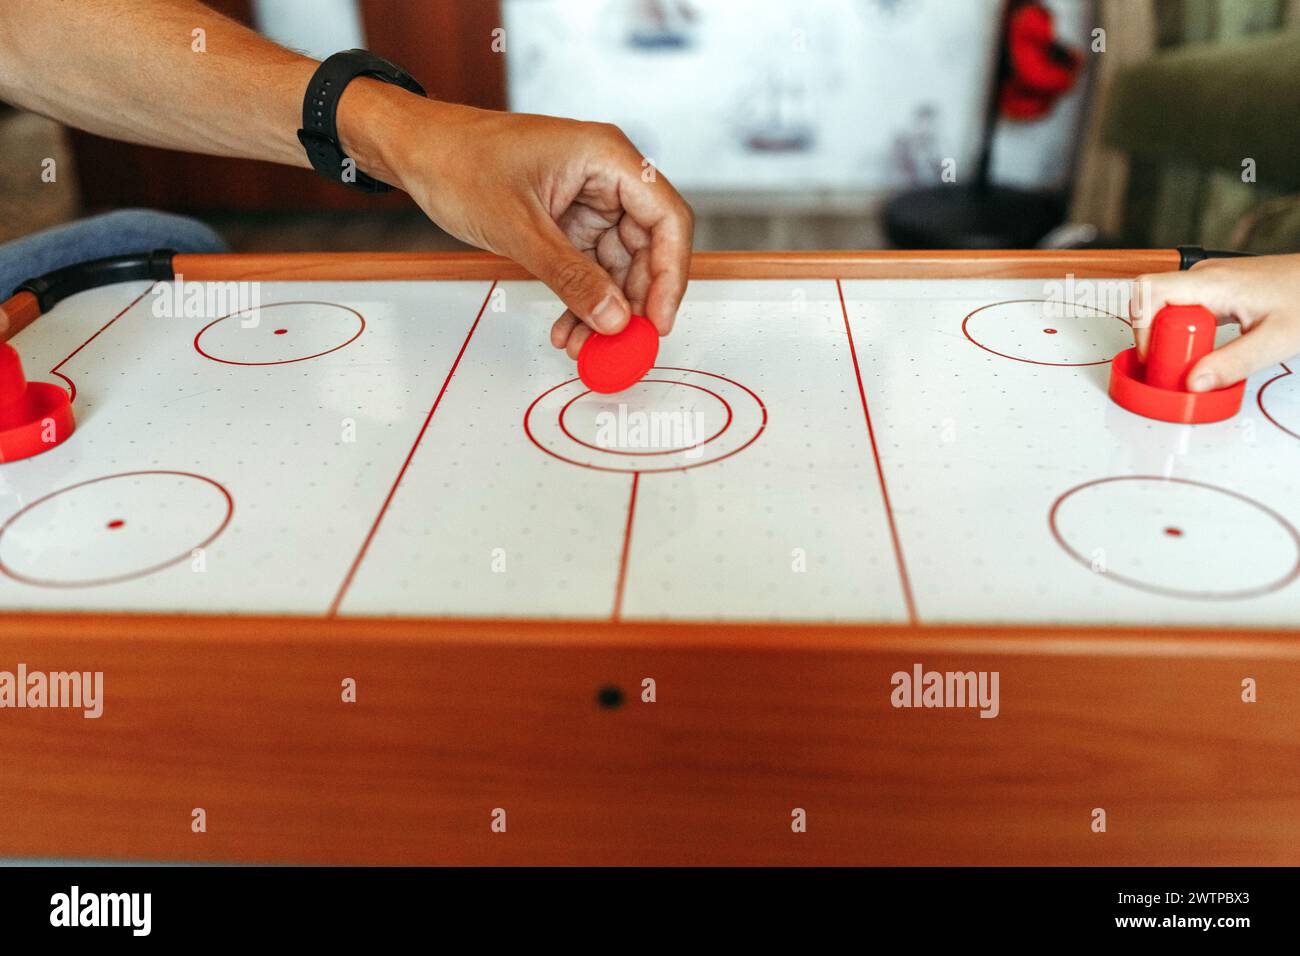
[
  {"xmin": 1129, "ymin": 264, "xmax": 1237, "ymax": 361},
  {"xmin": 1133, "ymin": 323, "xmax": 1152, "ymax": 361},
  {"xmin": 1130, "ymin": 272, "xmax": 1184, "ymax": 360},
  {"xmin": 1186, "ymin": 317, "xmax": 1296, "ymax": 391}
]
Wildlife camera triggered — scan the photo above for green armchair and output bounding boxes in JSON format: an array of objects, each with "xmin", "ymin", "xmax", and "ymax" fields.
[{"xmin": 1101, "ymin": 27, "xmax": 1300, "ymax": 250}]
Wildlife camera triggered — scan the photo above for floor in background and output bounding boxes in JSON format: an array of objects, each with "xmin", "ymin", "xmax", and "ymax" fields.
[
  {"xmin": 203, "ymin": 210, "xmax": 471, "ymax": 253},
  {"xmin": 204, "ymin": 209, "xmax": 888, "ymax": 253},
  {"xmin": 0, "ymin": 113, "xmax": 79, "ymax": 245},
  {"xmin": 1, "ymin": 114, "xmax": 887, "ymax": 255}
]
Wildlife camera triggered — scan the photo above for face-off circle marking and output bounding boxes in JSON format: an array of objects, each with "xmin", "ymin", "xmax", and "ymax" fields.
[
  {"xmin": 0, "ymin": 470, "xmax": 234, "ymax": 588},
  {"xmin": 1049, "ymin": 476, "xmax": 1300, "ymax": 600},
  {"xmin": 194, "ymin": 301, "xmax": 365, "ymax": 366},
  {"xmin": 558, "ymin": 380, "xmax": 733, "ymax": 456},
  {"xmin": 963, "ymin": 299, "xmax": 1131, "ymax": 367},
  {"xmin": 1257, "ymin": 365, "xmax": 1300, "ymax": 441},
  {"xmin": 525, "ymin": 367, "xmax": 766, "ymax": 474}
]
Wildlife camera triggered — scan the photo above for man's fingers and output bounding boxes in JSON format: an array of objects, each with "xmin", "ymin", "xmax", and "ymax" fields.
[
  {"xmin": 550, "ymin": 310, "xmax": 579, "ymax": 349},
  {"xmin": 595, "ymin": 225, "xmax": 633, "ymax": 292},
  {"xmin": 611, "ymin": 152, "xmax": 693, "ymax": 335},
  {"xmin": 515, "ymin": 218, "xmax": 630, "ymax": 336},
  {"xmin": 645, "ymin": 209, "xmax": 693, "ymax": 336},
  {"xmin": 623, "ymin": 253, "xmax": 652, "ymax": 317},
  {"xmin": 565, "ymin": 323, "xmax": 592, "ymax": 360},
  {"xmin": 1186, "ymin": 318, "xmax": 1294, "ymax": 392},
  {"xmin": 616, "ymin": 216, "xmax": 653, "ymax": 316}
]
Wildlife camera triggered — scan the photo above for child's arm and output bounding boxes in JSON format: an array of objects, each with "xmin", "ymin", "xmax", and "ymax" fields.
[{"xmin": 1130, "ymin": 253, "xmax": 1300, "ymax": 391}]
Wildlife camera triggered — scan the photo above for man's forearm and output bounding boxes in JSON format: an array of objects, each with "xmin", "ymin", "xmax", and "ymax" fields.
[{"xmin": 0, "ymin": 0, "xmax": 412, "ymax": 184}]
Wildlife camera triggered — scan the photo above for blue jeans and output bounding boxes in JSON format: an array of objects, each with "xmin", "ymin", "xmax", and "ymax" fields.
[{"xmin": 0, "ymin": 209, "xmax": 228, "ymax": 299}]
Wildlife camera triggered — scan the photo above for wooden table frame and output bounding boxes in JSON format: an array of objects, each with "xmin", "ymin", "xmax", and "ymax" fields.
[{"xmin": 1, "ymin": 250, "xmax": 1295, "ymax": 866}]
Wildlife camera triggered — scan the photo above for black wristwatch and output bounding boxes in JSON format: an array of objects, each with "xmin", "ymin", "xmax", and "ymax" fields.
[{"xmin": 296, "ymin": 49, "xmax": 426, "ymax": 193}]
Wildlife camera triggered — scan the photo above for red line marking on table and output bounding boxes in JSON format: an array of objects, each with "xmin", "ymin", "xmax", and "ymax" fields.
[
  {"xmin": 837, "ymin": 279, "xmax": 919, "ymax": 626},
  {"xmin": 49, "ymin": 282, "xmax": 159, "ymax": 402},
  {"xmin": 1257, "ymin": 361, "xmax": 1296, "ymax": 441},
  {"xmin": 327, "ymin": 281, "xmax": 497, "ymax": 617},
  {"xmin": 611, "ymin": 472, "xmax": 640, "ymax": 622}
]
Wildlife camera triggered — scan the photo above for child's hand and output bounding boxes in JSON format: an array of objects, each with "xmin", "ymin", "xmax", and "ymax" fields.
[
  {"xmin": 1130, "ymin": 253, "xmax": 1300, "ymax": 392},
  {"xmin": 381, "ymin": 99, "xmax": 694, "ymax": 357}
]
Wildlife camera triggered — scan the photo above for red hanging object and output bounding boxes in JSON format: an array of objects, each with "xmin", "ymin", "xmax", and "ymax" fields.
[
  {"xmin": 999, "ymin": 2, "xmax": 1083, "ymax": 121},
  {"xmin": 1000, "ymin": 80, "xmax": 1060, "ymax": 121}
]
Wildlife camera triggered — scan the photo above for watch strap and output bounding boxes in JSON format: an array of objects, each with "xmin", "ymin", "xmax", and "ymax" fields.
[{"xmin": 297, "ymin": 49, "xmax": 426, "ymax": 193}]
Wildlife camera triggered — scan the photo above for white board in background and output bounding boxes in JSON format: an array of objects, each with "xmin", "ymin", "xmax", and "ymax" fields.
[
  {"xmin": 504, "ymin": 0, "xmax": 1000, "ymax": 196},
  {"xmin": 0, "ymin": 281, "xmax": 491, "ymax": 615},
  {"xmin": 340, "ymin": 279, "xmax": 910, "ymax": 623},
  {"xmin": 251, "ymin": 0, "xmax": 366, "ymax": 60},
  {"xmin": 840, "ymin": 278, "xmax": 1300, "ymax": 627}
]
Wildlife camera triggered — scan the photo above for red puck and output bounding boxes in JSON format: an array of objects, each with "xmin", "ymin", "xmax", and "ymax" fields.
[
  {"xmin": 577, "ymin": 313, "xmax": 659, "ymax": 394},
  {"xmin": 0, "ymin": 343, "xmax": 75, "ymax": 463},
  {"xmin": 1107, "ymin": 304, "xmax": 1244, "ymax": 424}
]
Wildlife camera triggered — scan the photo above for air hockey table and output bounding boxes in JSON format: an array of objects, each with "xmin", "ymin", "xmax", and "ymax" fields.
[{"xmin": 0, "ymin": 248, "xmax": 1296, "ymax": 865}]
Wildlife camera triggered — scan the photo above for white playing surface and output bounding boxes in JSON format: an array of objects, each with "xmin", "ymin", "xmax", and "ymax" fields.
[{"xmin": 3, "ymin": 275, "xmax": 1298, "ymax": 626}]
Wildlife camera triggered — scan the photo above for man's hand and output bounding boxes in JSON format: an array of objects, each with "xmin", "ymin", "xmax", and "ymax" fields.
[
  {"xmin": 343, "ymin": 88, "xmax": 694, "ymax": 356},
  {"xmin": 1130, "ymin": 253, "xmax": 1300, "ymax": 392},
  {"xmin": 402, "ymin": 105, "xmax": 694, "ymax": 358}
]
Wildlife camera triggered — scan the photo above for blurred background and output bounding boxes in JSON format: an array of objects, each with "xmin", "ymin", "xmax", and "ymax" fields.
[{"xmin": 2, "ymin": 0, "xmax": 1298, "ymax": 254}]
